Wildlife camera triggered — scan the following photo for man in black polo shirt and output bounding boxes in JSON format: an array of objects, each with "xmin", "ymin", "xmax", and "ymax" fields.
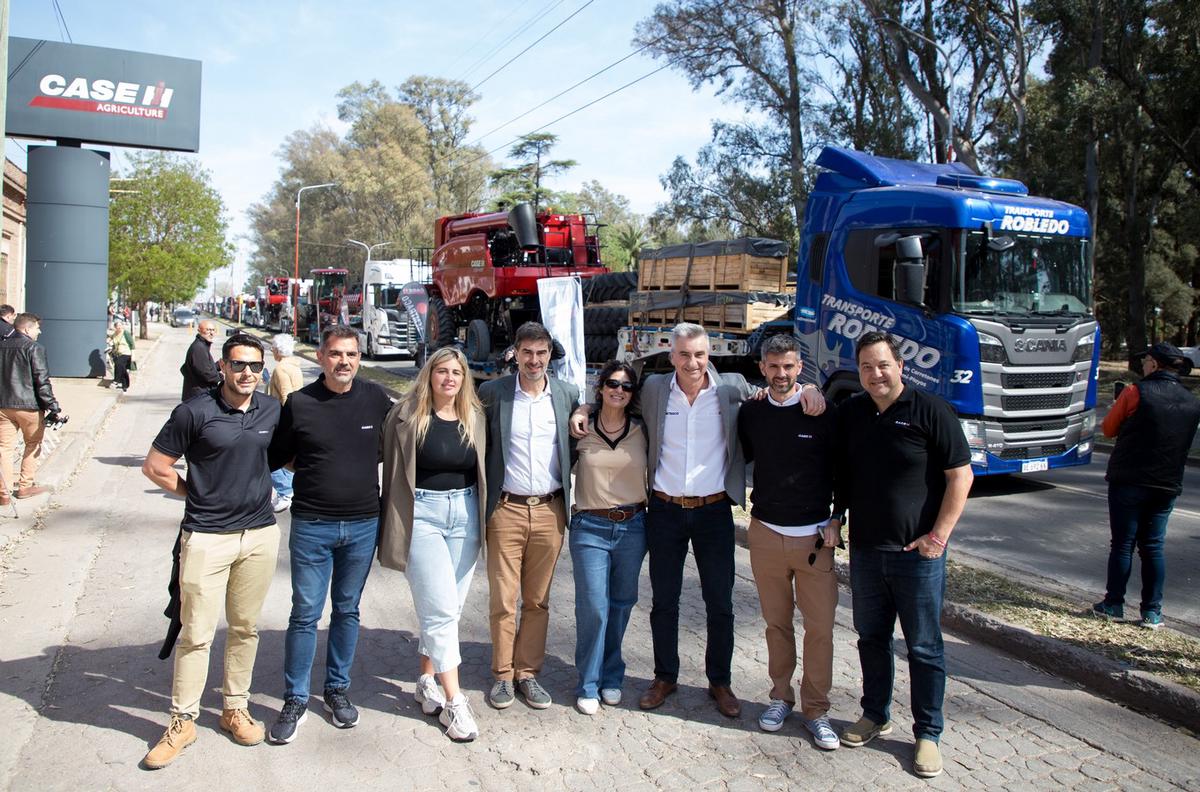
[
  {"xmin": 266, "ymin": 325, "xmax": 393, "ymax": 744},
  {"xmin": 835, "ymin": 332, "xmax": 972, "ymax": 779},
  {"xmin": 141, "ymin": 333, "xmax": 280, "ymax": 769}
]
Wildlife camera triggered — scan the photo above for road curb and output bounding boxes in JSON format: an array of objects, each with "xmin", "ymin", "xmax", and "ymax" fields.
[{"xmin": 732, "ymin": 519, "xmax": 1200, "ymax": 733}]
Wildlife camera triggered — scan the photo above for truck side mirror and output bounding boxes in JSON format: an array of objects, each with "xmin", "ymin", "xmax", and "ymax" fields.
[{"xmin": 894, "ymin": 235, "xmax": 926, "ymax": 307}]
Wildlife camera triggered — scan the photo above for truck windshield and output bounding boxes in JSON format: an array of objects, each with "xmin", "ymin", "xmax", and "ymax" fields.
[{"xmin": 954, "ymin": 231, "xmax": 1091, "ymax": 317}]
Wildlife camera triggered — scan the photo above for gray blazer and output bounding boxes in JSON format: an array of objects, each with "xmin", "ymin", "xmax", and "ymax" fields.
[
  {"xmin": 478, "ymin": 373, "xmax": 580, "ymax": 520},
  {"xmin": 640, "ymin": 365, "xmax": 756, "ymax": 506}
]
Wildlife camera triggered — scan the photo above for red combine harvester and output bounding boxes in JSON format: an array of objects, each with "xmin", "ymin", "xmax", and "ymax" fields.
[{"xmin": 423, "ymin": 202, "xmax": 635, "ymax": 365}]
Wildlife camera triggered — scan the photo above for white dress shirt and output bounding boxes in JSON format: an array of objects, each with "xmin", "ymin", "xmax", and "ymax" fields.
[
  {"xmin": 653, "ymin": 373, "xmax": 727, "ymax": 497},
  {"xmin": 758, "ymin": 386, "xmax": 821, "ymax": 537},
  {"xmin": 502, "ymin": 377, "xmax": 561, "ymax": 496}
]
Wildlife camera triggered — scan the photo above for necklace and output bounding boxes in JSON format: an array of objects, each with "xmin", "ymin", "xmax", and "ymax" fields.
[{"xmin": 598, "ymin": 413, "xmax": 625, "ymax": 436}]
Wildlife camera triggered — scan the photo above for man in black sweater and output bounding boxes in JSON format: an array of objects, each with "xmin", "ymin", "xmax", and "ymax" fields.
[
  {"xmin": 737, "ymin": 334, "xmax": 841, "ymax": 750},
  {"xmin": 266, "ymin": 325, "xmax": 393, "ymax": 744},
  {"xmin": 180, "ymin": 320, "xmax": 221, "ymax": 401}
]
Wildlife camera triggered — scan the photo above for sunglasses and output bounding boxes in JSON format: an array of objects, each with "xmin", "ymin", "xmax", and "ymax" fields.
[
  {"xmin": 603, "ymin": 379, "xmax": 635, "ymax": 392},
  {"xmin": 808, "ymin": 525, "xmax": 844, "ymax": 566},
  {"xmin": 225, "ymin": 360, "xmax": 265, "ymax": 373}
]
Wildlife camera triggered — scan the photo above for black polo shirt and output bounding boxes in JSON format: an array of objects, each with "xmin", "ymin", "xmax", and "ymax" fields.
[
  {"xmin": 152, "ymin": 388, "xmax": 280, "ymax": 533},
  {"xmin": 836, "ymin": 387, "xmax": 970, "ymax": 550}
]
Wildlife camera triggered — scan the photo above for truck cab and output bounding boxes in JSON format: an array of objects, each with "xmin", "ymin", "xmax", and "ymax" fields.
[
  {"xmin": 355, "ymin": 259, "xmax": 423, "ymax": 358},
  {"xmin": 795, "ymin": 147, "xmax": 1099, "ymax": 475}
]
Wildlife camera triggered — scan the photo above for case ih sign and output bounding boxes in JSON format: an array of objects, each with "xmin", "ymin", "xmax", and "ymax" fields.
[{"xmin": 6, "ymin": 37, "xmax": 201, "ymax": 152}]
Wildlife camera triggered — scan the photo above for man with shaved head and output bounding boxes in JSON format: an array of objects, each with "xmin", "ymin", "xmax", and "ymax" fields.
[{"xmin": 181, "ymin": 319, "xmax": 222, "ymax": 401}]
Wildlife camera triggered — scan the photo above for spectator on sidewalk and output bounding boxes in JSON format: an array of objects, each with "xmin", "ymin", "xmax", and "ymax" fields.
[
  {"xmin": 0, "ymin": 313, "xmax": 67, "ymax": 503},
  {"xmin": 266, "ymin": 334, "xmax": 303, "ymax": 512},
  {"xmin": 266, "ymin": 326, "xmax": 393, "ymax": 744},
  {"xmin": 378, "ymin": 346, "xmax": 487, "ymax": 742},
  {"xmin": 1094, "ymin": 342, "xmax": 1200, "ymax": 629},
  {"xmin": 737, "ymin": 335, "xmax": 841, "ymax": 749},
  {"xmin": 478, "ymin": 322, "xmax": 578, "ymax": 712},
  {"xmin": 140, "ymin": 333, "xmax": 279, "ymax": 769},
  {"xmin": 180, "ymin": 320, "xmax": 221, "ymax": 401},
  {"xmin": 836, "ymin": 332, "xmax": 972, "ymax": 779},
  {"xmin": 0, "ymin": 304, "xmax": 15, "ymax": 338},
  {"xmin": 107, "ymin": 320, "xmax": 134, "ymax": 391}
]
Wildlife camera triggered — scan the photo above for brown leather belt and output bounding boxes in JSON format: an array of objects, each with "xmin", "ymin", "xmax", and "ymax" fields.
[
  {"xmin": 573, "ymin": 503, "xmax": 647, "ymax": 522},
  {"xmin": 653, "ymin": 490, "xmax": 727, "ymax": 509},
  {"xmin": 501, "ymin": 490, "xmax": 562, "ymax": 507}
]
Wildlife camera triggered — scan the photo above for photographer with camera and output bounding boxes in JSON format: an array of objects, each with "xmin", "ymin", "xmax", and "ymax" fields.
[{"xmin": 0, "ymin": 313, "xmax": 68, "ymax": 503}]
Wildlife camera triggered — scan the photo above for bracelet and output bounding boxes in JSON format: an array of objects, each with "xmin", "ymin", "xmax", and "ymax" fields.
[{"xmin": 928, "ymin": 533, "xmax": 947, "ymax": 549}]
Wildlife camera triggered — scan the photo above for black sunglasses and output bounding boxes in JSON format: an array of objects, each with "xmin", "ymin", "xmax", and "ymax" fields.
[
  {"xmin": 603, "ymin": 378, "xmax": 635, "ymax": 392},
  {"xmin": 226, "ymin": 360, "xmax": 265, "ymax": 373},
  {"xmin": 808, "ymin": 526, "xmax": 845, "ymax": 566}
]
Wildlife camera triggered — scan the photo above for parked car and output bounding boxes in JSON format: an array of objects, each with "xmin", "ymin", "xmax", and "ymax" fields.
[{"xmin": 171, "ymin": 307, "xmax": 197, "ymax": 328}]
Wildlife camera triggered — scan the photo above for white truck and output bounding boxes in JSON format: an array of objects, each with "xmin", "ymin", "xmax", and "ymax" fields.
[{"xmin": 352, "ymin": 259, "xmax": 424, "ymax": 359}]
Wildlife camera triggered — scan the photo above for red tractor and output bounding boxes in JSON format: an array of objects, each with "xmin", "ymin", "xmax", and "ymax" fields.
[{"xmin": 423, "ymin": 202, "xmax": 635, "ymax": 364}]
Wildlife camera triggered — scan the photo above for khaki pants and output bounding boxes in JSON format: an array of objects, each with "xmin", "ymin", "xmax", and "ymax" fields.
[
  {"xmin": 171, "ymin": 523, "xmax": 280, "ymax": 718},
  {"xmin": 0, "ymin": 408, "xmax": 44, "ymax": 491},
  {"xmin": 486, "ymin": 497, "xmax": 566, "ymax": 680},
  {"xmin": 747, "ymin": 518, "xmax": 838, "ymax": 719}
]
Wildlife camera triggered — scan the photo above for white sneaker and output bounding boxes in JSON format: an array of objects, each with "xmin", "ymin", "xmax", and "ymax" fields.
[
  {"xmin": 600, "ymin": 688, "xmax": 622, "ymax": 706},
  {"xmin": 439, "ymin": 694, "xmax": 478, "ymax": 742},
  {"xmin": 272, "ymin": 495, "xmax": 292, "ymax": 513},
  {"xmin": 803, "ymin": 714, "xmax": 840, "ymax": 750},
  {"xmin": 414, "ymin": 673, "xmax": 446, "ymax": 716},
  {"xmin": 576, "ymin": 697, "xmax": 600, "ymax": 715}
]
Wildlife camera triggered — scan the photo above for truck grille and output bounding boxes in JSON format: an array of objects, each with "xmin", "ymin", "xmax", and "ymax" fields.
[
  {"xmin": 1002, "ymin": 393, "xmax": 1072, "ymax": 411},
  {"xmin": 1002, "ymin": 372, "xmax": 1073, "ymax": 389},
  {"xmin": 997, "ymin": 444, "xmax": 1067, "ymax": 460},
  {"xmin": 1002, "ymin": 419, "xmax": 1069, "ymax": 434}
]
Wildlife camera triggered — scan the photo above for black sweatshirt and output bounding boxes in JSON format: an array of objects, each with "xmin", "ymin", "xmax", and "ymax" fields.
[
  {"xmin": 737, "ymin": 395, "xmax": 838, "ymax": 526},
  {"xmin": 267, "ymin": 375, "xmax": 393, "ymax": 518}
]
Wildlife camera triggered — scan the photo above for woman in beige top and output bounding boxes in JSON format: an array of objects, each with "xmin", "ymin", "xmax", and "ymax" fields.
[
  {"xmin": 268, "ymin": 334, "xmax": 303, "ymax": 511},
  {"xmin": 569, "ymin": 360, "xmax": 648, "ymax": 715}
]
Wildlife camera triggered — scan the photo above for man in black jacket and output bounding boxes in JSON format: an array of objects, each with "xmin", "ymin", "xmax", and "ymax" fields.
[
  {"xmin": 0, "ymin": 313, "xmax": 67, "ymax": 502},
  {"xmin": 180, "ymin": 319, "xmax": 221, "ymax": 401},
  {"xmin": 1094, "ymin": 342, "xmax": 1200, "ymax": 629},
  {"xmin": 0, "ymin": 304, "xmax": 16, "ymax": 339}
]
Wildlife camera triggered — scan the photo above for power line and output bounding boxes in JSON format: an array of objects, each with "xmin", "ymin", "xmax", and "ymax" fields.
[
  {"xmin": 469, "ymin": 0, "xmax": 595, "ymax": 93},
  {"xmin": 455, "ymin": 0, "xmax": 564, "ymax": 82},
  {"xmin": 51, "ymin": 0, "xmax": 73, "ymax": 43}
]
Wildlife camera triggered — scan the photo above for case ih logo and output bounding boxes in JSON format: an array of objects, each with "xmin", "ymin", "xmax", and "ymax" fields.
[{"xmin": 29, "ymin": 74, "xmax": 175, "ymax": 120}]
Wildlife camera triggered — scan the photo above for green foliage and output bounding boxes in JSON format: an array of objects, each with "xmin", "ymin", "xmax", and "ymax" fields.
[
  {"xmin": 109, "ymin": 152, "xmax": 232, "ymax": 314},
  {"xmin": 489, "ymin": 133, "xmax": 578, "ymax": 211}
]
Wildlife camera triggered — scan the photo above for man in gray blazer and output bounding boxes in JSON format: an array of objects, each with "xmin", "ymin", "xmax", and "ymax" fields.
[
  {"xmin": 574, "ymin": 323, "xmax": 822, "ymax": 718},
  {"xmin": 478, "ymin": 322, "xmax": 580, "ymax": 711}
]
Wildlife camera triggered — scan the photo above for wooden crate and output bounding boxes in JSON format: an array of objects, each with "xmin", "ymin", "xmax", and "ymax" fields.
[
  {"xmin": 638, "ymin": 253, "xmax": 787, "ymax": 292},
  {"xmin": 629, "ymin": 300, "xmax": 790, "ymax": 334}
]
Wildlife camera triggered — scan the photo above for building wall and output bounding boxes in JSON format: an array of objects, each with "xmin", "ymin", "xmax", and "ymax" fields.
[{"xmin": 2, "ymin": 159, "xmax": 28, "ymax": 311}]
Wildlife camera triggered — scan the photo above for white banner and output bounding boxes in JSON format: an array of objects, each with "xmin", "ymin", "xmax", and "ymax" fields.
[{"xmin": 537, "ymin": 276, "xmax": 586, "ymax": 396}]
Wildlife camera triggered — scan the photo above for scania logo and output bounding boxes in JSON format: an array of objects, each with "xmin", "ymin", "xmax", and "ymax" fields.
[{"xmin": 1013, "ymin": 338, "xmax": 1067, "ymax": 353}]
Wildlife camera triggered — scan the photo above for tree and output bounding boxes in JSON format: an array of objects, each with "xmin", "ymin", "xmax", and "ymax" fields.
[
  {"xmin": 489, "ymin": 133, "xmax": 577, "ymax": 211},
  {"xmin": 397, "ymin": 76, "xmax": 492, "ymax": 214},
  {"xmin": 557, "ymin": 180, "xmax": 643, "ymax": 270},
  {"xmin": 109, "ymin": 153, "xmax": 232, "ymax": 338}
]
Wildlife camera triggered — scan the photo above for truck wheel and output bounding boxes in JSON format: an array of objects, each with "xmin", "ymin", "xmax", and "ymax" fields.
[
  {"xmin": 366, "ymin": 334, "xmax": 376, "ymax": 360},
  {"xmin": 466, "ymin": 319, "xmax": 491, "ymax": 362},
  {"xmin": 422, "ymin": 295, "xmax": 457, "ymax": 364},
  {"xmin": 584, "ymin": 271, "xmax": 638, "ymax": 304},
  {"xmin": 584, "ymin": 305, "xmax": 626, "ymax": 335}
]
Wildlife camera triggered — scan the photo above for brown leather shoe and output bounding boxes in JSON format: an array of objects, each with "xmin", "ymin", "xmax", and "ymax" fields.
[
  {"xmin": 14, "ymin": 486, "xmax": 48, "ymax": 499},
  {"xmin": 219, "ymin": 708, "xmax": 265, "ymax": 746},
  {"xmin": 708, "ymin": 684, "xmax": 741, "ymax": 718},
  {"xmin": 638, "ymin": 678, "xmax": 677, "ymax": 710},
  {"xmin": 0, "ymin": 492, "xmax": 10, "ymax": 506},
  {"xmin": 143, "ymin": 715, "xmax": 196, "ymax": 769}
]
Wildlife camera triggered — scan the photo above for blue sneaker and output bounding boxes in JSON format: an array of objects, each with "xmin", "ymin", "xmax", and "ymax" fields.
[
  {"xmin": 1140, "ymin": 611, "xmax": 1163, "ymax": 630},
  {"xmin": 1092, "ymin": 600, "xmax": 1123, "ymax": 620}
]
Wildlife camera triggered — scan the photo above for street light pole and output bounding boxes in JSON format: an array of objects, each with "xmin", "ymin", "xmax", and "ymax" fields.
[
  {"xmin": 346, "ymin": 239, "xmax": 396, "ymax": 264},
  {"xmin": 292, "ymin": 182, "xmax": 336, "ymax": 334},
  {"xmin": 875, "ymin": 17, "xmax": 954, "ymax": 163}
]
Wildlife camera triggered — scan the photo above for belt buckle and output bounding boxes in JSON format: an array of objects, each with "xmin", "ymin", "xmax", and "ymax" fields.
[
  {"xmin": 527, "ymin": 495, "xmax": 543, "ymax": 506},
  {"xmin": 679, "ymin": 495, "xmax": 701, "ymax": 509},
  {"xmin": 608, "ymin": 508, "xmax": 628, "ymax": 522}
]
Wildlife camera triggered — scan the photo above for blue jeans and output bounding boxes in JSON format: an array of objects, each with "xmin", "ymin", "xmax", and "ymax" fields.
[
  {"xmin": 406, "ymin": 487, "xmax": 481, "ymax": 673},
  {"xmin": 283, "ymin": 515, "xmax": 378, "ymax": 699},
  {"xmin": 569, "ymin": 511, "xmax": 647, "ymax": 698},
  {"xmin": 271, "ymin": 468, "xmax": 294, "ymax": 499},
  {"xmin": 646, "ymin": 497, "xmax": 735, "ymax": 685},
  {"xmin": 850, "ymin": 545, "xmax": 946, "ymax": 742},
  {"xmin": 1104, "ymin": 483, "xmax": 1174, "ymax": 616}
]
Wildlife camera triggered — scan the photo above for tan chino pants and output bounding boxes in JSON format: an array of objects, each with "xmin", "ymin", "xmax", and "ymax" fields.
[{"xmin": 0, "ymin": 408, "xmax": 44, "ymax": 491}]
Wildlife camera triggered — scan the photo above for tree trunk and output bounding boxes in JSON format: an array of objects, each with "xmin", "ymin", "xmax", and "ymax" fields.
[
  {"xmin": 1084, "ymin": 0, "xmax": 1102, "ymax": 318},
  {"xmin": 138, "ymin": 302, "xmax": 150, "ymax": 340},
  {"xmin": 1123, "ymin": 136, "xmax": 1147, "ymax": 354}
]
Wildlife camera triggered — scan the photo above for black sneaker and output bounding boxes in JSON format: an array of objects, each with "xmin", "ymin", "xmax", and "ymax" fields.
[
  {"xmin": 268, "ymin": 697, "xmax": 308, "ymax": 744},
  {"xmin": 323, "ymin": 687, "xmax": 359, "ymax": 728}
]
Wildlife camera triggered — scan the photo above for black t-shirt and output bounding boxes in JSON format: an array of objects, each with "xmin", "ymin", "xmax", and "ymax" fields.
[
  {"xmin": 738, "ymin": 395, "xmax": 838, "ymax": 526},
  {"xmin": 267, "ymin": 375, "xmax": 394, "ymax": 518},
  {"xmin": 415, "ymin": 414, "xmax": 478, "ymax": 491},
  {"xmin": 152, "ymin": 389, "xmax": 279, "ymax": 533},
  {"xmin": 836, "ymin": 387, "xmax": 970, "ymax": 550}
]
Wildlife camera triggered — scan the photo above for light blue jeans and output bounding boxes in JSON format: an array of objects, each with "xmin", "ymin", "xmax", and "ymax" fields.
[
  {"xmin": 405, "ymin": 486, "xmax": 481, "ymax": 673},
  {"xmin": 271, "ymin": 468, "xmax": 294, "ymax": 499}
]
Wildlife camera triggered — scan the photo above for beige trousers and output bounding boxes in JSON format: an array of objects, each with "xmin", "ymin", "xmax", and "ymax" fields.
[
  {"xmin": 486, "ymin": 497, "xmax": 566, "ymax": 680},
  {"xmin": 0, "ymin": 408, "xmax": 44, "ymax": 490},
  {"xmin": 747, "ymin": 518, "xmax": 838, "ymax": 719},
  {"xmin": 171, "ymin": 523, "xmax": 280, "ymax": 718}
]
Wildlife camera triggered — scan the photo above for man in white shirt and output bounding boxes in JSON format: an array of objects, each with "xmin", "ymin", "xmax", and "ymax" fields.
[{"xmin": 478, "ymin": 322, "xmax": 579, "ymax": 711}]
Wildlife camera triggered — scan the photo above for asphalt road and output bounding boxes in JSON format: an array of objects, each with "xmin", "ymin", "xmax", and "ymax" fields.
[{"xmin": 954, "ymin": 457, "xmax": 1200, "ymax": 634}]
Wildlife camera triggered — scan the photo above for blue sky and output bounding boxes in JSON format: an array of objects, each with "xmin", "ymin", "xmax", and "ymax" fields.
[{"xmin": 8, "ymin": 1, "xmax": 740, "ymax": 287}]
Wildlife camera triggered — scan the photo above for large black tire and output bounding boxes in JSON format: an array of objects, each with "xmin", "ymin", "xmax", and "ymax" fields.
[
  {"xmin": 583, "ymin": 271, "xmax": 637, "ymax": 304},
  {"xmin": 583, "ymin": 305, "xmax": 626, "ymax": 336},
  {"xmin": 466, "ymin": 319, "xmax": 491, "ymax": 362},
  {"xmin": 583, "ymin": 333, "xmax": 619, "ymax": 364},
  {"xmin": 420, "ymin": 294, "xmax": 456, "ymax": 366}
]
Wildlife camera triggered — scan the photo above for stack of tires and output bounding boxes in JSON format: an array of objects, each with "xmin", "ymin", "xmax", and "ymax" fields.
[{"xmin": 582, "ymin": 271, "xmax": 637, "ymax": 364}]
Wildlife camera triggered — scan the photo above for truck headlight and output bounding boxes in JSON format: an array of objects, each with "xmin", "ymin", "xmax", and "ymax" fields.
[
  {"xmin": 1081, "ymin": 411, "xmax": 1096, "ymax": 436},
  {"xmin": 978, "ymin": 332, "xmax": 1007, "ymax": 364},
  {"xmin": 1072, "ymin": 340, "xmax": 1095, "ymax": 362},
  {"xmin": 960, "ymin": 419, "xmax": 985, "ymax": 448}
]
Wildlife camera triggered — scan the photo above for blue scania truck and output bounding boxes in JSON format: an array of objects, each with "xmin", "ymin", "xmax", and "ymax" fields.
[{"xmin": 794, "ymin": 146, "xmax": 1099, "ymax": 475}]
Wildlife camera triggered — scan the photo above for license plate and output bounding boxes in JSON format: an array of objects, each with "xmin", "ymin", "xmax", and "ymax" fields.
[{"xmin": 1021, "ymin": 458, "xmax": 1049, "ymax": 473}]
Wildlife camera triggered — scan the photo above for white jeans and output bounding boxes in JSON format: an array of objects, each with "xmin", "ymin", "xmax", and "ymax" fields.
[{"xmin": 405, "ymin": 486, "xmax": 481, "ymax": 673}]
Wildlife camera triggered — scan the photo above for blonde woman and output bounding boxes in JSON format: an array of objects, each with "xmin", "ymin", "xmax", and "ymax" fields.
[{"xmin": 379, "ymin": 347, "xmax": 487, "ymax": 742}]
